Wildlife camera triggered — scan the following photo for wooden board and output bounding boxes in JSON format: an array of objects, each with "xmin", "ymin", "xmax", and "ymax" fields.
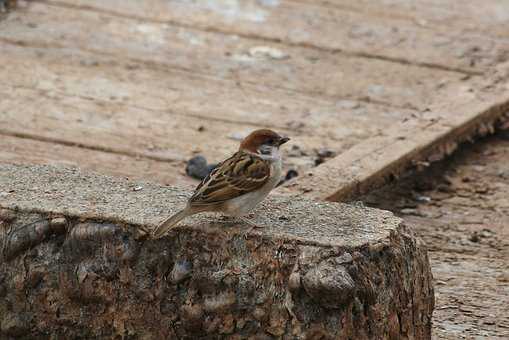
[
  {"xmin": 0, "ymin": 1, "xmax": 466, "ymax": 111},
  {"xmin": 41, "ymin": 0, "xmax": 509, "ymax": 73},
  {"xmin": 304, "ymin": 0, "xmax": 509, "ymax": 39},
  {"xmin": 0, "ymin": 46, "xmax": 417, "ymax": 176},
  {"xmin": 1, "ymin": 0, "xmax": 508, "ymax": 202},
  {"xmin": 278, "ymin": 72, "xmax": 509, "ymax": 201}
]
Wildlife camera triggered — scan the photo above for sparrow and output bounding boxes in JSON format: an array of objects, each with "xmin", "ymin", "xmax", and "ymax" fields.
[{"xmin": 152, "ymin": 129, "xmax": 290, "ymax": 238}]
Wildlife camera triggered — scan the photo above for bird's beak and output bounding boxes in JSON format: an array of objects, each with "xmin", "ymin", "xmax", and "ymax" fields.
[{"xmin": 278, "ymin": 136, "xmax": 290, "ymax": 146}]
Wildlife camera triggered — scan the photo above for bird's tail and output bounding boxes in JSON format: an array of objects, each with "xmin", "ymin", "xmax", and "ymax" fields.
[{"xmin": 152, "ymin": 208, "xmax": 191, "ymax": 239}]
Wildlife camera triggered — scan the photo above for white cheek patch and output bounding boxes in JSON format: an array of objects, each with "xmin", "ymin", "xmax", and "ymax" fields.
[
  {"xmin": 258, "ymin": 146, "xmax": 280, "ymax": 161},
  {"xmin": 258, "ymin": 145, "xmax": 272, "ymax": 155}
]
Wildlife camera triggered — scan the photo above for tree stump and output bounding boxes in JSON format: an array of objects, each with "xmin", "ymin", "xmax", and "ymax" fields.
[{"xmin": 0, "ymin": 164, "xmax": 434, "ymax": 339}]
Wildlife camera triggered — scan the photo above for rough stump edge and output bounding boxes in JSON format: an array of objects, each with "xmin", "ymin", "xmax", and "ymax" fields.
[{"xmin": 0, "ymin": 206, "xmax": 434, "ymax": 339}]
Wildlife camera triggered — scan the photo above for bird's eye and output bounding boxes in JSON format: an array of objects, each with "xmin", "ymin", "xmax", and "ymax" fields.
[{"xmin": 267, "ymin": 138, "xmax": 274, "ymax": 145}]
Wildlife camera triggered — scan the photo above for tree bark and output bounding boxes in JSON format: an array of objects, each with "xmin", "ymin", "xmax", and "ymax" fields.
[{"xmin": 0, "ymin": 164, "xmax": 434, "ymax": 339}]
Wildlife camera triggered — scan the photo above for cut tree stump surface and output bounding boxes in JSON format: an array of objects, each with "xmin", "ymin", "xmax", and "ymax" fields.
[
  {"xmin": 0, "ymin": 164, "xmax": 434, "ymax": 338},
  {"xmin": 1, "ymin": 0, "xmax": 508, "ymax": 196}
]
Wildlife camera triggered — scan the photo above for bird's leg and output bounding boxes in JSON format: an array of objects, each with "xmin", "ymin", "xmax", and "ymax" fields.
[{"xmin": 238, "ymin": 216, "xmax": 264, "ymax": 235}]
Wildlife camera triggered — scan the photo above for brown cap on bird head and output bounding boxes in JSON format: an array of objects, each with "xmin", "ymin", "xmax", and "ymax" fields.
[{"xmin": 239, "ymin": 129, "xmax": 290, "ymax": 153}]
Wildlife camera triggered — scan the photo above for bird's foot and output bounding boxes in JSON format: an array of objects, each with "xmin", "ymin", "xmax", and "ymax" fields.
[{"xmin": 238, "ymin": 217, "xmax": 264, "ymax": 236}]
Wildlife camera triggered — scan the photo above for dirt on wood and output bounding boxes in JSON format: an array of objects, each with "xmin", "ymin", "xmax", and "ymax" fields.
[{"xmin": 358, "ymin": 132, "xmax": 509, "ymax": 339}]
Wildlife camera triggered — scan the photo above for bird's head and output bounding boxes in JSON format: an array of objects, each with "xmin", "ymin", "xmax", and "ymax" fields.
[{"xmin": 239, "ymin": 129, "xmax": 290, "ymax": 156}]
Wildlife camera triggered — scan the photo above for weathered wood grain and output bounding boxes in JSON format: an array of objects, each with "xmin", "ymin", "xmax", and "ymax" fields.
[
  {"xmin": 0, "ymin": 43, "xmax": 414, "ymax": 140},
  {"xmin": 0, "ymin": 1, "xmax": 466, "ymax": 110},
  {"xmin": 42, "ymin": 0, "xmax": 509, "ymax": 73},
  {"xmin": 0, "ymin": 43, "xmax": 418, "ymax": 176},
  {"xmin": 304, "ymin": 0, "xmax": 509, "ymax": 39},
  {"xmin": 1, "ymin": 0, "xmax": 508, "ymax": 204},
  {"xmin": 279, "ymin": 72, "xmax": 509, "ymax": 201}
]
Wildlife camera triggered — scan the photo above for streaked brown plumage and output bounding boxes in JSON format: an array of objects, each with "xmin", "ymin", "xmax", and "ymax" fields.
[{"xmin": 152, "ymin": 129, "xmax": 289, "ymax": 238}]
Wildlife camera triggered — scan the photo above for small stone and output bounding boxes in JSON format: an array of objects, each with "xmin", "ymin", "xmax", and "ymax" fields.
[
  {"xmin": 469, "ymin": 232, "xmax": 480, "ymax": 243},
  {"xmin": 284, "ymin": 169, "xmax": 298, "ymax": 181},
  {"xmin": 248, "ymin": 46, "xmax": 289, "ymax": 60},
  {"xmin": 413, "ymin": 195, "xmax": 431, "ymax": 203},
  {"xmin": 186, "ymin": 155, "xmax": 215, "ymax": 180},
  {"xmin": 316, "ymin": 148, "xmax": 336, "ymax": 158},
  {"xmin": 497, "ymin": 170, "xmax": 509, "ymax": 179},
  {"xmin": 314, "ymin": 148, "xmax": 336, "ymax": 166},
  {"xmin": 133, "ymin": 186, "xmax": 143, "ymax": 191},
  {"xmin": 277, "ymin": 169, "xmax": 299, "ymax": 187},
  {"xmin": 287, "ymin": 145, "xmax": 306, "ymax": 157},
  {"xmin": 335, "ymin": 100, "xmax": 361, "ymax": 110}
]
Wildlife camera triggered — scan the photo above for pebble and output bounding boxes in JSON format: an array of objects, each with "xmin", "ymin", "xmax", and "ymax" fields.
[
  {"xmin": 284, "ymin": 169, "xmax": 298, "ymax": 181},
  {"xmin": 314, "ymin": 148, "xmax": 336, "ymax": 166},
  {"xmin": 186, "ymin": 155, "xmax": 217, "ymax": 180},
  {"xmin": 248, "ymin": 46, "xmax": 289, "ymax": 60},
  {"xmin": 414, "ymin": 194, "xmax": 431, "ymax": 203},
  {"xmin": 287, "ymin": 145, "xmax": 307, "ymax": 157},
  {"xmin": 277, "ymin": 169, "xmax": 299, "ymax": 187}
]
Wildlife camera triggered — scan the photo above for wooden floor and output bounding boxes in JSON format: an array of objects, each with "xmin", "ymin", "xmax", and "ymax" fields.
[{"xmin": 1, "ymin": 0, "xmax": 508, "ymax": 197}]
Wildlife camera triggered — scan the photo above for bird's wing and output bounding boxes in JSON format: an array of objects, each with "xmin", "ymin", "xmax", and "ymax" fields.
[{"xmin": 189, "ymin": 151, "xmax": 271, "ymax": 206}]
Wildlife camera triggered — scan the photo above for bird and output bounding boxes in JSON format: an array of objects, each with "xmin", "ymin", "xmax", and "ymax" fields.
[{"xmin": 152, "ymin": 129, "xmax": 290, "ymax": 238}]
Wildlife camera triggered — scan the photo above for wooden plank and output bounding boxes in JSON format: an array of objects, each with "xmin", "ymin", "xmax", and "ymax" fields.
[
  {"xmin": 0, "ymin": 81, "xmax": 332, "ymax": 174},
  {"xmin": 303, "ymin": 0, "xmax": 509, "ymax": 39},
  {"xmin": 0, "ymin": 42, "xmax": 418, "ymax": 139},
  {"xmin": 278, "ymin": 74, "xmax": 509, "ymax": 201},
  {"xmin": 1, "ymin": 0, "xmax": 507, "ymax": 201},
  {"xmin": 40, "ymin": 0, "xmax": 509, "ymax": 73},
  {"xmin": 0, "ymin": 135, "xmax": 195, "ymax": 188},
  {"xmin": 0, "ymin": 2, "xmax": 466, "ymax": 110},
  {"xmin": 0, "ymin": 42, "xmax": 421, "ymax": 153}
]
